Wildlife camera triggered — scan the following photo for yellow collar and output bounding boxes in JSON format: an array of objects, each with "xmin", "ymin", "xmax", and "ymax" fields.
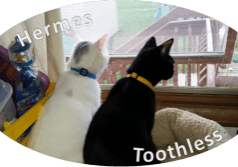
[{"xmin": 130, "ymin": 72, "xmax": 154, "ymax": 90}]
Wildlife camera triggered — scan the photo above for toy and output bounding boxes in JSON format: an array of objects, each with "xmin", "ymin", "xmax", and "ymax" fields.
[{"xmin": 9, "ymin": 36, "xmax": 45, "ymax": 135}]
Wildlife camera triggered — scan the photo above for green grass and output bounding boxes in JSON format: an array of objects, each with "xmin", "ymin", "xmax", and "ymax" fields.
[
  {"xmin": 117, "ymin": 0, "xmax": 157, "ymax": 32},
  {"xmin": 178, "ymin": 64, "xmax": 197, "ymax": 73},
  {"xmin": 117, "ymin": 0, "xmax": 158, "ymax": 10},
  {"xmin": 110, "ymin": 0, "xmax": 158, "ymax": 52},
  {"xmin": 167, "ymin": 77, "xmax": 173, "ymax": 84},
  {"xmin": 165, "ymin": 64, "xmax": 198, "ymax": 85},
  {"xmin": 104, "ymin": 79, "xmax": 108, "ymax": 84},
  {"xmin": 116, "ymin": 71, "xmax": 121, "ymax": 80}
]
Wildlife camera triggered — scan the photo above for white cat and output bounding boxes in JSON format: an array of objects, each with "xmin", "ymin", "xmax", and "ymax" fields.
[{"xmin": 27, "ymin": 34, "xmax": 109, "ymax": 163}]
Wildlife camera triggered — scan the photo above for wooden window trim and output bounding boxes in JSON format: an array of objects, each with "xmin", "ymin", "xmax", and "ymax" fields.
[{"xmin": 101, "ymin": 90, "xmax": 238, "ymax": 127}]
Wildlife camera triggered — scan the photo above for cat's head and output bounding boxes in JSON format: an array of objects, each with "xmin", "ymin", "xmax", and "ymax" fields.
[
  {"xmin": 127, "ymin": 37, "xmax": 174, "ymax": 85},
  {"xmin": 67, "ymin": 34, "xmax": 109, "ymax": 76}
]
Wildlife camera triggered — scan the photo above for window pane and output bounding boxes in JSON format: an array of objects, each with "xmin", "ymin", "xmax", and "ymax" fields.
[
  {"xmin": 61, "ymin": 0, "xmax": 118, "ymax": 57},
  {"xmin": 60, "ymin": 0, "xmax": 237, "ymax": 88},
  {"xmin": 109, "ymin": 0, "xmax": 159, "ymax": 53},
  {"xmin": 112, "ymin": 2, "xmax": 228, "ymax": 55}
]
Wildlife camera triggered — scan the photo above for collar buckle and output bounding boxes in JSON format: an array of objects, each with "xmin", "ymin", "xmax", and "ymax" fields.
[
  {"xmin": 70, "ymin": 67, "xmax": 96, "ymax": 80},
  {"xmin": 80, "ymin": 68, "xmax": 88, "ymax": 77}
]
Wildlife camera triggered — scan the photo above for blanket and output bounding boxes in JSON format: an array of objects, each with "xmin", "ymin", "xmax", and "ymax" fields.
[{"xmin": 152, "ymin": 108, "xmax": 231, "ymax": 163}]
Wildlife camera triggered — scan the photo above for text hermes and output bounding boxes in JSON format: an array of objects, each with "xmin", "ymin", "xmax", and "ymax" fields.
[{"xmin": 16, "ymin": 14, "xmax": 92, "ymax": 46}]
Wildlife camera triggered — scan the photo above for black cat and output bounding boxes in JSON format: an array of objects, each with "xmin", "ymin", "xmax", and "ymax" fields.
[{"xmin": 83, "ymin": 37, "xmax": 174, "ymax": 166}]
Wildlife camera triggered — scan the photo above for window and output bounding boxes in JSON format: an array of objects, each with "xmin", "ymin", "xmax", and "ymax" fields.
[
  {"xmin": 60, "ymin": 0, "xmax": 238, "ymax": 91},
  {"xmin": 61, "ymin": 0, "xmax": 118, "ymax": 57}
]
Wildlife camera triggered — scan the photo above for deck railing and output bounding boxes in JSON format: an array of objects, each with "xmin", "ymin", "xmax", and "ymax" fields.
[
  {"xmin": 98, "ymin": 27, "xmax": 237, "ymax": 87},
  {"xmin": 98, "ymin": 59, "xmax": 211, "ymax": 87}
]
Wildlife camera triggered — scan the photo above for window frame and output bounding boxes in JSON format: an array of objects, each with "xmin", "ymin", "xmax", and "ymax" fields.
[
  {"xmin": 100, "ymin": 89, "xmax": 238, "ymax": 127},
  {"xmin": 61, "ymin": 4, "xmax": 238, "ymax": 95},
  {"xmin": 100, "ymin": 27, "xmax": 238, "ymax": 95}
]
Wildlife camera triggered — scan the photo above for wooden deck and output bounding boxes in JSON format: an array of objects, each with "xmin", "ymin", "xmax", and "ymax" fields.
[{"xmin": 113, "ymin": 7, "xmax": 212, "ymax": 54}]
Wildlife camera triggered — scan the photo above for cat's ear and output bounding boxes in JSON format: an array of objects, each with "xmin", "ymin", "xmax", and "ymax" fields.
[
  {"xmin": 143, "ymin": 37, "xmax": 157, "ymax": 48},
  {"xmin": 94, "ymin": 34, "xmax": 108, "ymax": 52},
  {"xmin": 161, "ymin": 38, "xmax": 174, "ymax": 55}
]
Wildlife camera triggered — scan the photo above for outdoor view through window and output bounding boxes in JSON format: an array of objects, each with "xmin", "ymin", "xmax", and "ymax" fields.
[{"xmin": 61, "ymin": 0, "xmax": 238, "ymax": 88}]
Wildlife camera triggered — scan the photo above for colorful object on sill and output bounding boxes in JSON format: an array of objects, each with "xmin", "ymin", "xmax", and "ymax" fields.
[
  {"xmin": 3, "ymin": 82, "xmax": 56, "ymax": 146},
  {"xmin": 1, "ymin": 45, "xmax": 49, "ymax": 111},
  {"xmin": 38, "ymin": 71, "xmax": 50, "ymax": 92},
  {"xmin": 9, "ymin": 36, "xmax": 46, "ymax": 135},
  {"xmin": 0, "ymin": 59, "xmax": 21, "ymax": 82},
  {"xmin": 0, "ymin": 58, "xmax": 14, "ymax": 81},
  {"xmin": 9, "ymin": 36, "xmax": 36, "ymax": 89},
  {"xmin": 0, "ymin": 45, "xmax": 22, "ymax": 106},
  {"xmin": 0, "ymin": 79, "xmax": 17, "ymax": 131},
  {"xmin": 18, "ymin": 110, "xmax": 35, "ymax": 135}
]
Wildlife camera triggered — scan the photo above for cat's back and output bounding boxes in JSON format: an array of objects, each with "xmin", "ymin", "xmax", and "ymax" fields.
[
  {"xmin": 27, "ymin": 70, "xmax": 100, "ymax": 163},
  {"xmin": 86, "ymin": 77, "xmax": 155, "ymax": 136},
  {"xmin": 84, "ymin": 77, "xmax": 157, "ymax": 165},
  {"xmin": 28, "ymin": 70, "xmax": 101, "ymax": 135},
  {"xmin": 106, "ymin": 77, "xmax": 154, "ymax": 101}
]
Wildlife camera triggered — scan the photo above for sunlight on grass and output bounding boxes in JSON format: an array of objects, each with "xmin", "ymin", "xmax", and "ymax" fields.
[{"xmin": 110, "ymin": 0, "xmax": 158, "ymax": 52}]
